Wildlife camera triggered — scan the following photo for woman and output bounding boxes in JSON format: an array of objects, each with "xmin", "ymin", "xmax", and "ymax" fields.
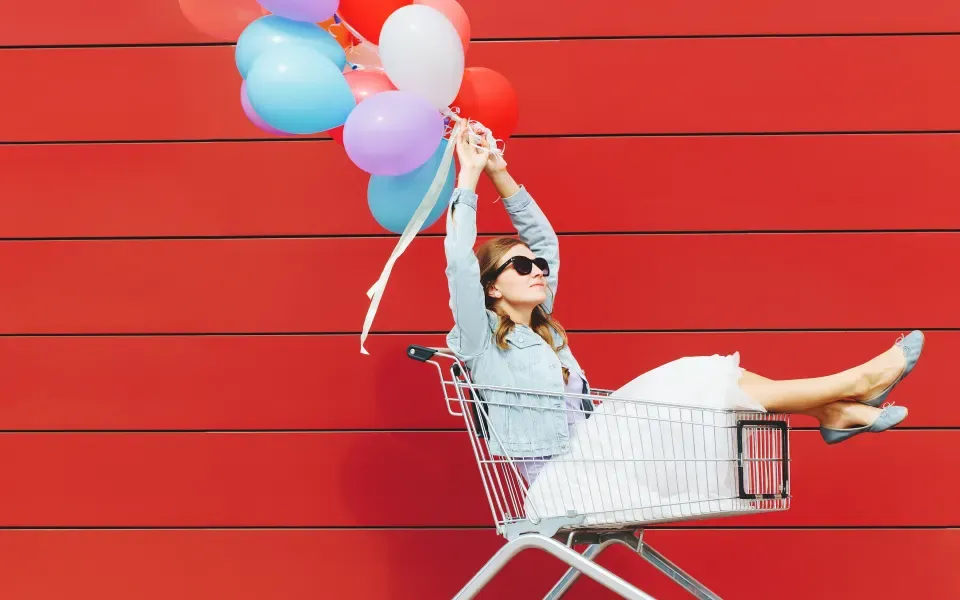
[{"xmin": 444, "ymin": 130, "xmax": 922, "ymax": 486}]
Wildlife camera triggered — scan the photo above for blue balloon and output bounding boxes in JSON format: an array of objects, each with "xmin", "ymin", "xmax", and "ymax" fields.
[
  {"xmin": 236, "ymin": 15, "xmax": 346, "ymax": 80},
  {"xmin": 246, "ymin": 45, "xmax": 356, "ymax": 134},
  {"xmin": 368, "ymin": 139, "xmax": 456, "ymax": 234}
]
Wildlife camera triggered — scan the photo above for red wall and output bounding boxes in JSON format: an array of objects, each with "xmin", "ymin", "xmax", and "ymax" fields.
[{"xmin": 2, "ymin": 1, "xmax": 959, "ymax": 598}]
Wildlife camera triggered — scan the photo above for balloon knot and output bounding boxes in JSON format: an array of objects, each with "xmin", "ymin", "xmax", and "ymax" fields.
[{"xmin": 443, "ymin": 107, "xmax": 507, "ymax": 166}]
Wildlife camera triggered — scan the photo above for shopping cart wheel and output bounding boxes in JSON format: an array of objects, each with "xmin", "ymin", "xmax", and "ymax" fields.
[{"xmin": 406, "ymin": 345, "xmax": 438, "ymax": 362}]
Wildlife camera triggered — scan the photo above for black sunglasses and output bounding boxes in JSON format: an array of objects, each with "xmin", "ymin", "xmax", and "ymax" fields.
[{"xmin": 484, "ymin": 256, "xmax": 550, "ymax": 284}]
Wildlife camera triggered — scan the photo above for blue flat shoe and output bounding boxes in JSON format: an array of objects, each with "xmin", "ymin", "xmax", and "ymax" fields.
[
  {"xmin": 861, "ymin": 330, "xmax": 924, "ymax": 408},
  {"xmin": 820, "ymin": 405, "xmax": 908, "ymax": 445}
]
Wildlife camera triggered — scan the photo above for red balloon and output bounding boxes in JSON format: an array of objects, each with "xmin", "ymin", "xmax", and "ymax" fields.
[
  {"xmin": 337, "ymin": 0, "xmax": 410, "ymax": 45},
  {"xmin": 328, "ymin": 70, "xmax": 398, "ymax": 145},
  {"xmin": 451, "ymin": 67, "xmax": 519, "ymax": 140},
  {"xmin": 179, "ymin": 0, "xmax": 263, "ymax": 41}
]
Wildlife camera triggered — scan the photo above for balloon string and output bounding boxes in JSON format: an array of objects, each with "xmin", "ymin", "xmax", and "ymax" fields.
[
  {"xmin": 359, "ymin": 122, "xmax": 466, "ymax": 355},
  {"xmin": 443, "ymin": 107, "xmax": 507, "ymax": 168},
  {"xmin": 344, "ymin": 40, "xmax": 382, "ymax": 72},
  {"xmin": 339, "ymin": 16, "xmax": 375, "ymax": 51}
]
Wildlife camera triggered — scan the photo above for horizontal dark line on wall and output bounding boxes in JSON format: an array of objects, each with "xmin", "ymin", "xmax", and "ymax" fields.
[
  {"xmin": 0, "ymin": 427, "xmax": 948, "ymax": 434},
  {"xmin": 3, "ymin": 129, "xmax": 960, "ymax": 147},
  {"xmin": 0, "ymin": 327, "xmax": 944, "ymax": 338},
  {"xmin": 3, "ymin": 229, "xmax": 959, "ymax": 242},
  {"xmin": 0, "ymin": 524, "xmax": 955, "ymax": 531},
  {"xmin": 2, "ymin": 30, "xmax": 960, "ymax": 50}
]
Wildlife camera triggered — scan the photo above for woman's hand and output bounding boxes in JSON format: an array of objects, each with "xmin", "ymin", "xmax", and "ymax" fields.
[
  {"xmin": 455, "ymin": 128, "xmax": 490, "ymax": 191},
  {"xmin": 470, "ymin": 125, "xmax": 516, "ymax": 197},
  {"xmin": 483, "ymin": 146, "xmax": 507, "ymax": 176}
]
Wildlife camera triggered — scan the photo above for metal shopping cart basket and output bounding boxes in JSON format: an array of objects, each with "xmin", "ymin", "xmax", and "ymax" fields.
[{"xmin": 407, "ymin": 345, "xmax": 791, "ymax": 600}]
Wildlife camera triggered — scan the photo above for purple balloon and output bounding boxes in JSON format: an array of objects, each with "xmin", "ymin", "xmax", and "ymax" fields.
[
  {"xmin": 259, "ymin": 0, "xmax": 339, "ymax": 23},
  {"xmin": 343, "ymin": 91, "xmax": 445, "ymax": 176},
  {"xmin": 241, "ymin": 81, "xmax": 288, "ymax": 136}
]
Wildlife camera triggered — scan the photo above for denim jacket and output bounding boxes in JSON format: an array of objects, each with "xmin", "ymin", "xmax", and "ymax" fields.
[{"xmin": 444, "ymin": 185, "xmax": 590, "ymax": 458}]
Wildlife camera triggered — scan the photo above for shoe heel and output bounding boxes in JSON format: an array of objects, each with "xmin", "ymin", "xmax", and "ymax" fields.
[
  {"xmin": 820, "ymin": 425, "xmax": 865, "ymax": 445},
  {"xmin": 820, "ymin": 406, "xmax": 908, "ymax": 445}
]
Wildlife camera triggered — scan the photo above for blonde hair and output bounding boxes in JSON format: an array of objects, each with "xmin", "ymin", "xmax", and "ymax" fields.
[{"xmin": 476, "ymin": 237, "xmax": 570, "ymax": 383}]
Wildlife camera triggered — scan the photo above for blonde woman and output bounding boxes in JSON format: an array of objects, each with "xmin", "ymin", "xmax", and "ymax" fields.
[{"xmin": 444, "ymin": 130, "xmax": 921, "ymax": 483}]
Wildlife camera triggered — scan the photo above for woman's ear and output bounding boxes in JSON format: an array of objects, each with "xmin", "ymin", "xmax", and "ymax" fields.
[{"xmin": 488, "ymin": 287, "xmax": 502, "ymax": 299}]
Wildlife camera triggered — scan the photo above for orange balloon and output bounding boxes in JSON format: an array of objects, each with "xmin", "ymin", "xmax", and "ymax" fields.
[
  {"xmin": 319, "ymin": 17, "xmax": 355, "ymax": 49},
  {"xmin": 179, "ymin": 0, "xmax": 263, "ymax": 41},
  {"xmin": 414, "ymin": 0, "xmax": 470, "ymax": 52}
]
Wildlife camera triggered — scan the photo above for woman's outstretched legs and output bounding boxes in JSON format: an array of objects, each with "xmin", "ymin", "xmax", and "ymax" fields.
[
  {"xmin": 737, "ymin": 343, "xmax": 907, "ymax": 426},
  {"xmin": 738, "ymin": 372, "xmax": 883, "ymax": 428}
]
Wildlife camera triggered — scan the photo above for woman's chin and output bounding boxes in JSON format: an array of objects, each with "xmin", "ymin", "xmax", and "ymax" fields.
[{"xmin": 529, "ymin": 291, "xmax": 548, "ymax": 305}]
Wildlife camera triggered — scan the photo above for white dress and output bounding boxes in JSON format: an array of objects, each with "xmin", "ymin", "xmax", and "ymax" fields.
[{"xmin": 523, "ymin": 352, "xmax": 766, "ymax": 527}]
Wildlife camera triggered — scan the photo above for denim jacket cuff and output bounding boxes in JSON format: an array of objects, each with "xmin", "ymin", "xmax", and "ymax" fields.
[
  {"xmin": 501, "ymin": 185, "xmax": 532, "ymax": 213},
  {"xmin": 452, "ymin": 188, "xmax": 479, "ymax": 211}
]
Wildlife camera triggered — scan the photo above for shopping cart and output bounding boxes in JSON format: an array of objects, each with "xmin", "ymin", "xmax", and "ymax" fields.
[{"xmin": 407, "ymin": 345, "xmax": 791, "ymax": 599}]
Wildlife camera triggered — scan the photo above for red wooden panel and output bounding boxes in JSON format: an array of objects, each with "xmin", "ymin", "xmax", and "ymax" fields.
[
  {"xmin": 0, "ymin": 330, "xmax": 949, "ymax": 431},
  {"xmin": 3, "ymin": 37, "xmax": 960, "ymax": 141},
  {"xmin": 0, "ymin": 529, "xmax": 955, "ymax": 599},
  {"xmin": 0, "ymin": 234, "xmax": 956, "ymax": 333},
  {"xmin": 464, "ymin": 0, "xmax": 960, "ymax": 39},
  {"xmin": 6, "ymin": 134, "xmax": 960, "ymax": 238},
  {"xmin": 2, "ymin": 0, "xmax": 959, "ymax": 45},
  {"xmin": 0, "ymin": 0, "xmax": 213, "ymax": 46},
  {"xmin": 0, "ymin": 430, "xmax": 954, "ymax": 527}
]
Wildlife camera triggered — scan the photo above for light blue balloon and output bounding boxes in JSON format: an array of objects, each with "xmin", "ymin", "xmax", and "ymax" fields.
[
  {"xmin": 246, "ymin": 45, "xmax": 356, "ymax": 135},
  {"xmin": 368, "ymin": 139, "xmax": 456, "ymax": 234},
  {"xmin": 236, "ymin": 15, "xmax": 346, "ymax": 79}
]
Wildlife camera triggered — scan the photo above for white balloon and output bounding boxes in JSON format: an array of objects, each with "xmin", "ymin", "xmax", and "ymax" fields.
[{"xmin": 379, "ymin": 5, "xmax": 465, "ymax": 110}]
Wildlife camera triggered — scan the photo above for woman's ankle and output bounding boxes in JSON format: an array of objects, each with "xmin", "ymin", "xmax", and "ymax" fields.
[{"xmin": 818, "ymin": 401, "xmax": 878, "ymax": 429}]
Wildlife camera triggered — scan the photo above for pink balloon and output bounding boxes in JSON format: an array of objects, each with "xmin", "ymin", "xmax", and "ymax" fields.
[
  {"xmin": 240, "ymin": 81, "xmax": 289, "ymax": 135},
  {"xmin": 414, "ymin": 0, "xmax": 470, "ymax": 52},
  {"xmin": 328, "ymin": 70, "xmax": 397, "ymax": 144},
  {"xmin": 179, "ymin": 0, "xmax": 263, "ymax": 41},
  {"xmin": 345, "ymin": 69, "xmax": 397, "ymax": 102}
]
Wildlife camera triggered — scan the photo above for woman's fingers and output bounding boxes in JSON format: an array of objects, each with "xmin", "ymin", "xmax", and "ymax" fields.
[
  {"xmin": 453, "ymin": 125, "xmax": 494, "ymax": 165},
  {"xmin": 455, "ymin": 129, "xmax": 471, "ymax": 157}
]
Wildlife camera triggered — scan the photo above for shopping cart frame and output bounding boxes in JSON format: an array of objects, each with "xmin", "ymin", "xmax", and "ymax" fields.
[{"xmin": 407, "ymin": 345, "xmax": 791, "ymax": 599}]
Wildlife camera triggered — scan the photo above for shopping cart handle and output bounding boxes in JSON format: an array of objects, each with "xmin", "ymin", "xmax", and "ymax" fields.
[{"xmin": 407, "ymin": 345, "xmax": 439, "ymax": 362}]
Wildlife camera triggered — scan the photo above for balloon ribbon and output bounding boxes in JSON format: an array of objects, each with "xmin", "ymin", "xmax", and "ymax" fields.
[{"xmin": 359, "ymin": 111, "xmax": 506, "ymax": 354}]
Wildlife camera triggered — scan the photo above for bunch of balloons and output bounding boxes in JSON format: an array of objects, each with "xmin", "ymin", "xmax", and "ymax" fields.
[{"xmin": 179, "ymin": 0, "xmax": 519, "ymax": 235}]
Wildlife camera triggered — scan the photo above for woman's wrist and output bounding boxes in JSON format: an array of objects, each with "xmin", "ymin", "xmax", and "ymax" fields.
[
  {"xmin": 457, "ymin": 167, "xmax": 483, "ymax": 191},
  {"xmin": 486, "ymin": 168, "xmax": 520, "ymax": 199}
]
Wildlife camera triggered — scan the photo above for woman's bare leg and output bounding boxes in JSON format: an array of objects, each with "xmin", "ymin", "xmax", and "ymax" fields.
[
  {"xmin": 738, "ymin": 336, "xmax": 909, "ymax": 427},
  {"xmin": 738, "ymin": 371, "xmax": 881, "ymax": 428},
  {"xmin": 737, "ymin": 341, "xmax": 905, "ymax": 412}
]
